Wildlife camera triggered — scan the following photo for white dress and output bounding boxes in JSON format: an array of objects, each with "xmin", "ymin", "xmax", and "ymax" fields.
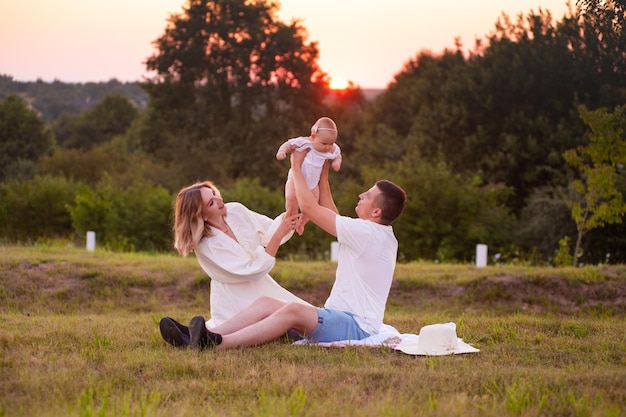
[
  {"xmin": 194, "ymin": 202, "xmax": 310, "ymax": 326},
  {"xmin": 285, "ymin": 137, "xmax": 342, "ymax": 189}
]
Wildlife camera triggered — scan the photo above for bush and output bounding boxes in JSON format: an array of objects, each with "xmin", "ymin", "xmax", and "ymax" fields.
[
  {"xmin": 68, "ymin": 176, "xmax": 174, "ymax": 252},
  {"xmin": 553, "ymin": 236, "xmax": 574, "ymax": 267},
  {"xmin": 368, "ymin": 150, "xmax": 514, "ymax": 261},
  {"xmin": 222, "ymin": 177, "xmax": 285, "ymax": 218},
  {"xmin": 222, "ymin": 177, "xmax": 335, "ymax": 259},
  {"xmin": 0, "ymin": 176, "xmax": 79, "ymax": 242}
]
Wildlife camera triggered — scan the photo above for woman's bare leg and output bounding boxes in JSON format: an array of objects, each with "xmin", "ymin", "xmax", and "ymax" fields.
[
  {"xmin": 216, "ymin": 302, "xmax": 319, "ymax": 350},
  {"xmin": 209, "ymin": 296, "xmax": 288, "ymax": 335}
]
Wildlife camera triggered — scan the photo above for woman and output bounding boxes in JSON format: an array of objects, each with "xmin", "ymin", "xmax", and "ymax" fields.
[{"xmin": 159, "ymin": 180, "xmax": 309, "ymax": 347}]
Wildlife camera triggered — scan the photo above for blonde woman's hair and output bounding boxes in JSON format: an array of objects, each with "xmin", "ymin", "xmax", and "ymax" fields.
[{"xmin": 173, "ymin": 181, "xmax": 219, "ymax": 256}]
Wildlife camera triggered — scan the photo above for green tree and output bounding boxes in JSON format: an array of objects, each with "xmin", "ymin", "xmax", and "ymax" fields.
[
  {"xmin": 53, "ymin": 94, "xmax": 139, "ymax": 149},
  {"xmin": 0, "ymin": 95, "xmax": 53, "ymax": 181},
  {"xmin": 568, "ymin": 0, "xmax": 626, "ymax": 109},
  {"xmin": 514, "ymin": 185, "xmax": 577, "ymax": 261},
  {"xmin": 361, "ymin": 4, "xmax": 626, "ymax": 216},
  {"xmin": 0, "ymin": 77, "xmax": 149, "ymax": 122},
  {"xmin": 360, "ymin": 12, "xmax": 585, "ymax": 216},
  {"xmin": 140, "ymin": 0, "xmax": 329, "ymax": 187},
  {"xmin": 39, "ymin": 135, "xmax": 179, "ymax": 190},
  {"xmin": 563, "ymin": 105, "xmax": 626, "ymax": 265}
]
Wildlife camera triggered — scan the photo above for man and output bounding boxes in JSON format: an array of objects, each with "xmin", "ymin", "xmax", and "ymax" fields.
[{"xmin": 161, "ymin": 149, "xmax": 406, "ymax": 350}]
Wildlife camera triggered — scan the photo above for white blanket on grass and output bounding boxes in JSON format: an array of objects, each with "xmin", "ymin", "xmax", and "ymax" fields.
[
  {"xmin": 293, "ymin": 322, "xmax": 480, "ymax": 356},
  {"xmin": 293, "ymin": 331, "xmax": 415, "ymax": 349}
]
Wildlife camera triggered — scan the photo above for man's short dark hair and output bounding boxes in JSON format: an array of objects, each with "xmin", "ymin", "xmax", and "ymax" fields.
[{"xmin": 374, "ymin": 180, "xmax": 407, "ymax": 225}]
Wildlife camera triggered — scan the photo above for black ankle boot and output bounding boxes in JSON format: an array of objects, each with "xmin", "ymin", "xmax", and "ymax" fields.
[
  {"xmin": 160, "ymin": 316, "xmax": 190, "ymax": 348},
  {"xmin": 189, "ymin": 316, "xmax": 208, "ymax": 350},
  {"xmin": 189, "ymin": 316, "xmax": 223, "ymax": 350}
]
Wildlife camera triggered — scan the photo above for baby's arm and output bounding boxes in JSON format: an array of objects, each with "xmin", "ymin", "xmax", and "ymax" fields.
[
  {"xmin": 331, "ymin": 153, "xmax": 342, "ymax": 171},
  {"xmin": 331, "ymin": 145, "xmax": 342, "ymax": 171},
  {"xmin": 276, "ymin": 140, "xmax": 296, "ymax": 160}
]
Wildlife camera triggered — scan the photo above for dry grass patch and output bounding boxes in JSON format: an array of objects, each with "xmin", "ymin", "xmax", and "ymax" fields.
[{"xmin": 1, "ymin": 245, "xmax": 625, "ymax": 416}]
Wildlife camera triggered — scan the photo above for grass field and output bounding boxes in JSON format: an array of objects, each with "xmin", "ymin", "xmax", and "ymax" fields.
[{"xmin": 1, "ymin": 245, "xmax": 625, "ymax": 417}]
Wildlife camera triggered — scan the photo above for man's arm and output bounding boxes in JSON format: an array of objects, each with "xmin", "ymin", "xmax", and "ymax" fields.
[
  {"xmin": 291, "ymin": 150, "xmax": 338, "ymax": 236},
  {"xmin": 318, "ymin": 160, "xmax": 339, "ymax": 214}
]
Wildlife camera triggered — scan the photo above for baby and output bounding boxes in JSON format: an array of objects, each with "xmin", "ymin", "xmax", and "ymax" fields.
[{"xmin": 276, "ymin": 117, "xmax": 342, "ymax": 235}]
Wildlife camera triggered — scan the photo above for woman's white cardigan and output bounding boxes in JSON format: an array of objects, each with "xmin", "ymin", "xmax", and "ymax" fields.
[{"xmin": 194, "ymin": 202, "xmax": 310, "ymax": 327}]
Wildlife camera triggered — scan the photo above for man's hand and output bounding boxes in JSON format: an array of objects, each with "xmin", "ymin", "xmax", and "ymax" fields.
[
  {"xmin": 290, "ymin": 147, "xmax": 308, "ymax": 170},
  {"xmin": 290, "ymin": 148, "xmax": 337, "ymax": 237}
]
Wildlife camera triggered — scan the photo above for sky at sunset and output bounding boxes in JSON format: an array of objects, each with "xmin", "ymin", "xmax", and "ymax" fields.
[{"xmin": 1, "ymin": 0, "xmax": 572, "ymax": 89}]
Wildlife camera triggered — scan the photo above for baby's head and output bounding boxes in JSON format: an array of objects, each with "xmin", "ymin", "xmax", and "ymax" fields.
[{"xmin": 310, "ymin": 117, "xmax": 338, "ymax": 153}]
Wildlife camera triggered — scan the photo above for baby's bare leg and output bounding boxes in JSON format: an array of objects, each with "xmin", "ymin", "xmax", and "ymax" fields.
[
  {"xmin": 284, "ymin": 177, "xmax": 298, "ymax": 217},
  {"xmin": 296, "ymin": 186, "xmax": 320, "ymax": 235}
]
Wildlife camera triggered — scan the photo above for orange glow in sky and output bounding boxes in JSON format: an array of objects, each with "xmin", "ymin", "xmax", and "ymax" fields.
[
  {"xmin": 329, "ymin": 77, "xmax": 350, "ymax": 90},
  {"xmin": 0, "ymin": 0, "xmax": 572, "ymax": 89}
]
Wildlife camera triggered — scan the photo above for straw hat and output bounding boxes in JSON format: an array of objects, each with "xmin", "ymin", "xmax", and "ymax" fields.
[{"xmin": 395, "ymin": 322, "xmax": 479, "ymax": 356}]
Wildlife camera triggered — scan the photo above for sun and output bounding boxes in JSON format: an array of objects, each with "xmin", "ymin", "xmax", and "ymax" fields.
[{"xmin": 329, "ymin": 77, "xmax": 350, "ymax": 90}]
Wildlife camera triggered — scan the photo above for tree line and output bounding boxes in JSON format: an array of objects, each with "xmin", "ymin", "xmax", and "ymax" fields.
[
  {"xmin": 0, "ymin": 76, "xmax": 148, "ymax": 122},
  {"xmin": 1, "ymin": 0, "xmax": 625, "ymax": 265}
]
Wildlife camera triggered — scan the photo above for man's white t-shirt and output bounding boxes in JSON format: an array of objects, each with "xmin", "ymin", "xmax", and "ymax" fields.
[{"xmin": 324, "ymin": 215, "xmax": 398, "ymax": 335}]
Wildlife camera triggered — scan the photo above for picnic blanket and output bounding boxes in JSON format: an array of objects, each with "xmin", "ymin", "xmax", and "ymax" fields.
[{"xmin": 293, "ymin": 322, "xmax": 480, "ymax": 356}]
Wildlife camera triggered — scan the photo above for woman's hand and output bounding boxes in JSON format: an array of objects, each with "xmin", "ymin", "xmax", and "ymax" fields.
[
  {"xmin": 264, "ymin": 213, "xmax": 299, "ymax": 257},
  {"xmin": 277, "ymin": 213, "xmax": 300, "ymax": 238}
]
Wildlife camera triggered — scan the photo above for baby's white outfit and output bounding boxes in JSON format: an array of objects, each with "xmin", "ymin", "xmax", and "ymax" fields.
[{"xmin": 284, "ymin": 137, "xmax": 342, "ymax": 189}]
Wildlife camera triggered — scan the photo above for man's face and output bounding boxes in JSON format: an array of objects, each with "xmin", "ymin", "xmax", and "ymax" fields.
[{"xmin": 355, "ymin": 184, "xmax": 382, "ymax": 220}]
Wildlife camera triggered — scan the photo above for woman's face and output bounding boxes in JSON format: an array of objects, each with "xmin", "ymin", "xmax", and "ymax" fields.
[{"xmin": 199, "ymin": 186, "xmax": 226, "ymax": 222}]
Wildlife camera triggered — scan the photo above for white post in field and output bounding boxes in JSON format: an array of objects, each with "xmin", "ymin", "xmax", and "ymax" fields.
[
  {"xmin": 86, "ymin": 231, "xmax": 96, "ymax": 251},
  {"xmin": 476, "ymin": 244, "xmax": 487, "ymax": 267},
  {"xmin": 330, "ymin": 241, "xmax": 339, "ymax": 262}
]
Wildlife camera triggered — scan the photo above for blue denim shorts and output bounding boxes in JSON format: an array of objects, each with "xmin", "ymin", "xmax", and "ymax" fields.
[{"xmin": 304, "ymin": 308, "xmax": 370, "ymax": 343}]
